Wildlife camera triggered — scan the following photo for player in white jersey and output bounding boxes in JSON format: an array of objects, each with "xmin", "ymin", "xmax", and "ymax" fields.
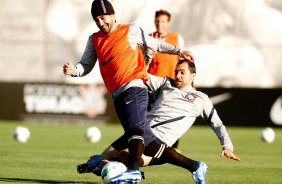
[
  {"xmin": 146, "ymin": 66, "xmax": 233, "ymax": 149},
  {"xmin": 108, "ymin": 59, "xmax": 239, "ymax": 165}
]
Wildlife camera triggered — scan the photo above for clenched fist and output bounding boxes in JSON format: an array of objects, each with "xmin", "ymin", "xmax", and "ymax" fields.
[{"xmin": 63, "ymin": 62, "xmax": 74, "ymax": 75}]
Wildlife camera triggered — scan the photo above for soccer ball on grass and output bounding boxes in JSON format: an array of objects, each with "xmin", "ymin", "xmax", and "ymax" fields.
[
  {"xmin": 101, "ymin": 161, "xmax": 127, "ymax": 184},
  {"xmin": 260, "ymin": 127, "xmax": 275, "ymax": 143},
  {"xmin": 84, "ymin": 126, "xmax": 101, "ymax": 143},
  {"xmin": 13, "ymin": 126, "xmax": 30, "ymax": 143}
]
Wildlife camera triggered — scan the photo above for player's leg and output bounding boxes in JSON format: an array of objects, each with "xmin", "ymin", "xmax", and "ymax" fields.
[
  {"xmin": 144, "ymin": 141, "xmax": 207, "ymax": 184},
  {"xmin": 144, "ymin": 141, "xmax": 198, "ymax": 172},
  {"xmin": 77, "ymin": 131, "xmax": 144, "ymax": 175},
  {"xmin": 114, "ymin": 87, "xmax": 148, "ymax": 171},
  {"xmin": 77, "ymin": 135, "xmax": 126, "ymax": 174},
  {"xmin": 141, "ymin": 124, "xmax": 198, "ymax": 170},
  {"xmin": 112, "ymin": 87, "xmax": 148, "ymax": 183}
]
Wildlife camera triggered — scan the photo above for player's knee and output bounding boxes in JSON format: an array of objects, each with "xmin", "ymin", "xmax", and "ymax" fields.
[
  {"xmin": 127, "ymin": 128, "xmax": 144, "ymax": 144},
  {"xmin": 144, "ymin": 141, "xmax": 165, "ymax": 157},
  {"xmin": 144, "ymin": 141, "xmax": 167, "ymax": 165}
]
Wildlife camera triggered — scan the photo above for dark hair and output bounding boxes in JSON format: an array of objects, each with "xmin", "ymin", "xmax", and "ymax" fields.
[
  {"xmin": 155, "ymin": 9, "xmax": 171, "ymax": 21},
  {"xmin": 177, "ymin": 59, "xmax": 196, "ymax": 74}
]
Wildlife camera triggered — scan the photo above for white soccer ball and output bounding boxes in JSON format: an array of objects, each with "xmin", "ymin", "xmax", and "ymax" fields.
[
  {"xmin": 84, "ymin": 126, "xmax": 101, "ymax": 143},
  {"xmin": 13, "ymin": 126, "xmax": 30, "ymax": 143},
  {"xmin": 260, "ymin": 127, "xmax": 275, "ymax": 143},
  {"xmin": 101, "ymin": 161, "xmax": 127, "ymax": 184}
]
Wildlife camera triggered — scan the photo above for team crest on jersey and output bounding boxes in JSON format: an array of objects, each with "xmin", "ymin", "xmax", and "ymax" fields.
[{"xmin": 185, "ymin": 93, "xmax": 197, "ymax": 102}]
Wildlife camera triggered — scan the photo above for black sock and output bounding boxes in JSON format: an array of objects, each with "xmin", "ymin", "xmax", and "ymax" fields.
[{"xmin": 127, "ymin": 136, "xmax": 144, "ymax": 170}]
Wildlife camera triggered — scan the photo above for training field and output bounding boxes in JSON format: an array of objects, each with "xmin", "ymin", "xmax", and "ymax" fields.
[{"xmin": 0, "ymin": 120, "xmax": 281, "ymax": 184}]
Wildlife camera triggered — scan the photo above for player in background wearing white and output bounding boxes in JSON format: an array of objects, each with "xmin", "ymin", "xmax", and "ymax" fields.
[{"xmin": 78, "ymin": 59, "xmax": 240, "ymax": 184}]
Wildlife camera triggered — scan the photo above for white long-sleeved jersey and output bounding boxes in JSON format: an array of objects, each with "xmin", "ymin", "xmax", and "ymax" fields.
[{"xmin": 146, "ymin": 74, "xmax": 234, "ymax": 151}]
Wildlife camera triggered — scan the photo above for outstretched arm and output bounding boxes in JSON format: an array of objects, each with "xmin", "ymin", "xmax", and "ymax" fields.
[{"xmin": 201, "ymin": 93, "xmax": 240, "ymax": 161}]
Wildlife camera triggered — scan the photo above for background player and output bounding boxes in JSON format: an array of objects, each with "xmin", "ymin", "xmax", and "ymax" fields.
[{"xmin": 147, "ymin": 9, "xmax": 185, "ymax": 79}]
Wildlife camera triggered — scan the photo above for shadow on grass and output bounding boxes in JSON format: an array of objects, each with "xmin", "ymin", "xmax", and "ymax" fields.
[{"xmin": 0, "ymin": 177, "xmax": 98, "ymax": 184}]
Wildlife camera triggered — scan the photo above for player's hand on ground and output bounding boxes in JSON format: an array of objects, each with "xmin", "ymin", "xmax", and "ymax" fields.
[
  {"xmin": 220, "ymin": 148, "xmax": 241, "ymax": 161},
  {"xmin": 180, "ymin": 50, "xmax": 194, "ymax": 62},
  {"xmin": 63, "ymin": 62, "xmax": 74, "ymax": 75}
]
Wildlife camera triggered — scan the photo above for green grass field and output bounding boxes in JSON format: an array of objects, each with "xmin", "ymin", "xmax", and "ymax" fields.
[{"xmin": 0, "ymin": 120, "xmax": 281, "ymax": 184}]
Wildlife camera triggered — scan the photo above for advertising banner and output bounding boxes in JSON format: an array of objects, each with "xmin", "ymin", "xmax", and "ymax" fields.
[
  {"xmin": 197, "ymin": 87, "xmax": 282, "ymax": 127},
  {"xmin": 0, "ymin": 82, "xmax": 281, "ymax": 126}
]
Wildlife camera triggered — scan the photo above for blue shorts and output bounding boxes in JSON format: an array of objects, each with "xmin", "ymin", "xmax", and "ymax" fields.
[{"xmin": 113, "ymin": 87, "xmax": 156, "ymax": 144}]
